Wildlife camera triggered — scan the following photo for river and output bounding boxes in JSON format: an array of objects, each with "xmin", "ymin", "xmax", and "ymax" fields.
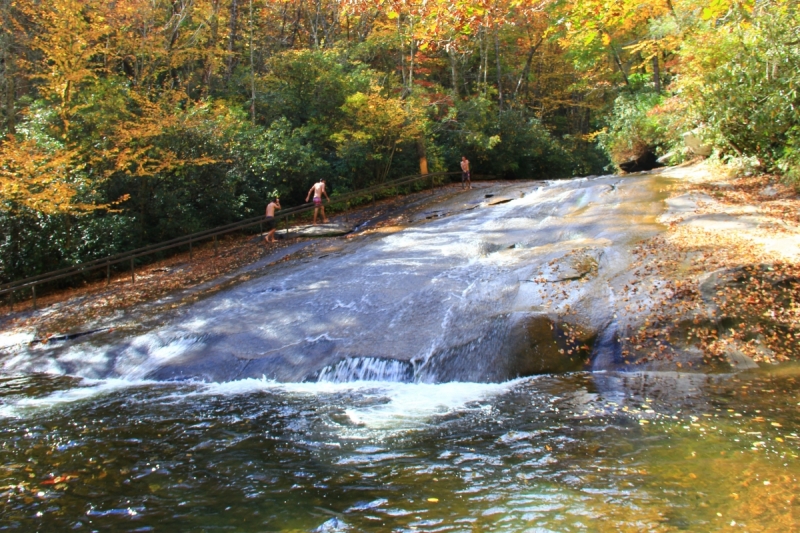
[{"xmin": 0, "ymin": 175, "xmax": 797, "ymax": 531}]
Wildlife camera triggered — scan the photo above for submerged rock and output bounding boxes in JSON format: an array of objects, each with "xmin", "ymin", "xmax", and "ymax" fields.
[{"xmin": 314, "ymin": 517, "xmax": 350, "ymax": 532}]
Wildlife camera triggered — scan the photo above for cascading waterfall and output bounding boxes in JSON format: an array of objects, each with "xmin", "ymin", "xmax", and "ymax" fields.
[
  {"xmin": 1, "ymin": 175, "xmax": 671, "ymax": 383},
  {"xmin": 314, "ymin": 357, "xmax": 414, "ymax": 383}
]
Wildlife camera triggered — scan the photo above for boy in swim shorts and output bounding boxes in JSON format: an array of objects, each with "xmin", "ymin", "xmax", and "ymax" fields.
[
  {"xmin": 264, "ymin": 196, "xmax": 281, "ymax": 243},
  {"xmin": 306, "ymin": 179, "xmax": 330, "ymax": 225}
]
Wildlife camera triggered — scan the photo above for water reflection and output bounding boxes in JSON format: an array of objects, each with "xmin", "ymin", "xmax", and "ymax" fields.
[{"xmin": 0, "ymin": 369, "xmax": 797, "ymax": 531}]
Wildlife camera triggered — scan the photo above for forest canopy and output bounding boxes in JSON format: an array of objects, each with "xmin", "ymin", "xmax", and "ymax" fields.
[{"xmin": 1, "ymin": 0, "xmax": 798, "ymax": 283}]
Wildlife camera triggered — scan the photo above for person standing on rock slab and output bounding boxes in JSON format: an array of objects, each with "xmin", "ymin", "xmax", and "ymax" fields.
[
  {"xmin": 306, "ymin": 179, "xmax": 330, "ymax": 225},
  {"xmin": 460, "ymin": 156, "xmax": 471, "ymax": 190},
  {"xmin": 264, "ymin": 196, "xmax": 281, "ymax": 244}
]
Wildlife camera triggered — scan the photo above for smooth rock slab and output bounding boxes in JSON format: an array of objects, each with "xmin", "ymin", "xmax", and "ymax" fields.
[{"xmin": 284, "ymin": 222, "xmax": 354, "ymax": 238}]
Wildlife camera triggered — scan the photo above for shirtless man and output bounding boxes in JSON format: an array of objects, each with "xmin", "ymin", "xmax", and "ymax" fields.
[
  {"xmin": 460, "ymin": 156, "xmax": 471, "ymax": 190},
  {"xmin": 264, "ymin": 196, "xmax": 281, "ymax": 243},
  {"xmin": 306, "ymin": 178, "xmax": 330, "ymax": 225}
]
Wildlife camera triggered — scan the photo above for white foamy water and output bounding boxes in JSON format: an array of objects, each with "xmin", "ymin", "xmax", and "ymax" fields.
[
  {"xmin": 0, "ymin": 374, "xmax": 522, "ymax": 434},
  {"xmin": 0, "ymin": 378, "xmax": 157, "ymax": 419},
  {"xmin": 0, "ymin": 330, "xmax": 35, "ymax": 349},
  {"xmin": 337, "ymin": 380, "xmax": 520, "ymax": 430},
  {"xmin": 184, "ymin": 376, "xmax": 523, "ymax": 430}
]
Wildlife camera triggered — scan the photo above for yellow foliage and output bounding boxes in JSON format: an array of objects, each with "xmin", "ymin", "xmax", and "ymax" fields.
[
  {"xmin": 102, "ymin": 90, "xmax": 219, "ymax": 180},
  {"xmin": 17, "ymin": 0, "xmax": 111, "ymax": 136},
  {"xmin": 0, "ymin": 138, "xmax": 97, "ymax": 215}
]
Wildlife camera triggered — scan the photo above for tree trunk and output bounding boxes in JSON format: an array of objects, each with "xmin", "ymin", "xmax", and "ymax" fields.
[
  {"xmin": 652, "ymin": 54, "xmax": 660, "ymax": 93},
  {"xmin": 205, "ymin": 0, "xmax": 221, "ymax": 95},
  {"xmin": 408, "ymin": 35, "xmax": 415, "ymax": 97},
  {"xmin": 405, "ymin": 16, "xmax": 415, "ymax": 98},
  {"xmin": 249, "ymin": 0, "xmax": 255, "ymax": 123},
  {"xmin": 226, "ymin": 0, "xmax": 239, "ymax": 82},
  {"xmin": 321, "ymin": 0, "xmax": 338, "ymax": 47},
  {"xmin": 397, "ymin": 17, "xmax": 407, "ymax": 93},
  {"xmin": 2, "ymin": 14, "xmax": 15, "ymax": 134},
  {"xmin": 289, "ymin": 6, "xmax": 301, "ymax": 48},
  {"xmin": 417, "ymin": 137, "xmax": 428, "ymax": 175},
  {"xmin": 478, "ymin": 27, "xmax": 489, "ymax": 94},
  {"xmin": 611, "ymin": 45, "xmax": 630, "ymax": 87},
  {"xmin": 513, "ymin": 39, "xmax": 541, "ymax": 101},
  {"xmin": 449, "ymin": 46, "xmax": 459, "ymax": 97},
  {"xmin": 482, "ymin": 28, "xmax": 489, "ymax": 90},
  {"xmin": 494, "ymin": 27, "xmax": 503, "ymax": 111},
  {"xmin": 279, "ymin": 0, "xmax": 289, "ymax": 46}
]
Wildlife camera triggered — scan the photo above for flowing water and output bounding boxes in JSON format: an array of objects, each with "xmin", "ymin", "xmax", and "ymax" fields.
[
  {"xmin": 2, "ymin": 176, "xmax": 671, "ymax": 382},
  {"xmin": 1, "ymin": 176, "xmax": 798, "ymax": 531},
  {"xmin": 0, "ymin": 370, "xmax": 798, "ymax": 531}
]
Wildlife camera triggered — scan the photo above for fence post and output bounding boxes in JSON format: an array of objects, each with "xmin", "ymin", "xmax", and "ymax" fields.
[
  {"xmin": 9, "ymin": 290, "xmax": 13, "ymax": 312},
  {"xmin": 106, "ymin": 261, "xmax": 111, "ymax": 287},
  {"xmin": 130, "ymin": 257, "xmax": 135, "ymax": 284},
  {"xmin": 214, "ymin": 235, "xmax": 218, "ymax": 256},
  {"xmin": 189, "ymin": 238, "xmax": 193, "ymax": 261},
  {"xmin": 32, "ymin": 285, "xmax": 36, "ymax": 310}
]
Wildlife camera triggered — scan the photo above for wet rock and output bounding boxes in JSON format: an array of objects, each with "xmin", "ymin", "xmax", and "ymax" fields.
[
  {"xmin": 146, "ymin": 333, "xmax": 341, "ymax": 382},
  {"xmin": 309, "ymin": 357, "xmax": 414, "ymax": 383},
  {"xmin": 314, "ymin": 517, "xmax": 350, "ymax": 532},
  {"xmin": 538, "ymin": 248, "xmax": 601, "ymax": 283},
  {"xmin": 724, "ymin": 346, "xmax": 759, "ymax": 370},
  {"xmin": 148, "ymin": 350, "xmax": 252, "ymax": 382},
  {"xmin": 285, "ymin": 222, "xmax": 354, "ymax": 238},
  {"xmin": 504, "ymin": 315, "xmax": 595, "ymax": 376},
  {"xmin": 699, "ymin": 264, "xmax": 797, "ymax": 306},
  {"xmin": 485, "ymin": 197, "xmax": 514, "ymax": 206},
  {"xmin": 654, "ymin": 263, "xmax": 800, "ymax": 371},
  {"xmin": 759, "ymin": 185, "xmax": 780, "ymax": 198},
  {"xmin": 656, "ymin": 151, "xmax": 676, "ymax": 165}
]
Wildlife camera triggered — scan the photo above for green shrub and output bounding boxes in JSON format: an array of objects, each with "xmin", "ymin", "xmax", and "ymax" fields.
[
  {"xmin": 597, "ymin": 91, "xmax": 672, "ymax": 168},
  {"xmin": 437, "ymin": 98, "xmax": 573, "ymax": 180},
  {"xmin": 678, "ymin": 3, "xmax": 800, "ymax": 177}
]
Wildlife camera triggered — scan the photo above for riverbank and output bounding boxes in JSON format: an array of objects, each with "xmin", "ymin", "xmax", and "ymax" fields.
[{"xmin": 618, "ymin": 161, "xmax": 799, "ymax": 370}]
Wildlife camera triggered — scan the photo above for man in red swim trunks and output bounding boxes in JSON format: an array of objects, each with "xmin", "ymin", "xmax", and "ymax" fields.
[
  {"xmin": 460, "ymin": 156, "xmax": 471, "ymax": 190},
  {"xmin": 306, "ymin": 179, "xmax": 330, "ymax": 225}
]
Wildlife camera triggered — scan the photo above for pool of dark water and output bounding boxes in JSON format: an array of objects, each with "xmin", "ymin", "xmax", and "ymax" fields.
[{"xmin": 1, "ymin": 367, "xmax": 797, "ymax": 532}]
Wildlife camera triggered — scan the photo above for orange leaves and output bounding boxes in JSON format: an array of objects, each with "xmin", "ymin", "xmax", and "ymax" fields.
[
  {"xmin": 0, "ymin": 137, "xmax": 98, "ymax": 215},
  {"xmin": 102, "ymin": 91, "xmax": 219, "ymax": 181},
  {"xmin": 16, "ymin": 0, "xmax": 111, "ymax": 136},
  {"xmin": 620, "ymin": 168, "xmax": 800, "ymax": 368},
  {"xmin": 40, "ymin": 473, "xmax": 79, "ymax": 486}
]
